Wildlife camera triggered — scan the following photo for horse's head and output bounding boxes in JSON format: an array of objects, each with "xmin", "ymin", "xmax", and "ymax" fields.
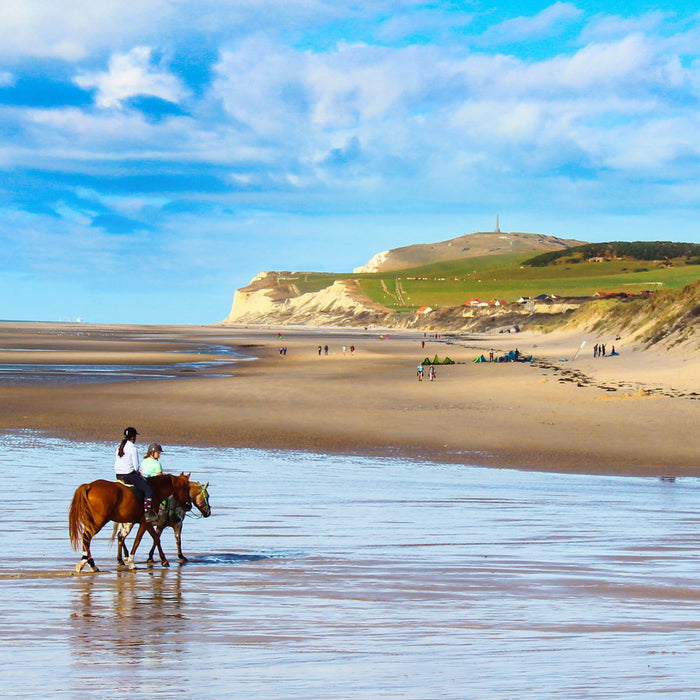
[
  {"xmin": 172, "ymin": 472, "xmax": 192, "ymax": 511},
  {"xmin": 190, "ymin": 481, "xmax": 211, "ymax": 518}
]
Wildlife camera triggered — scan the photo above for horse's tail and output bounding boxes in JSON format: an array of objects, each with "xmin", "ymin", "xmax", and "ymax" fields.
[{"xmin": 69, "ymin": 484, "xmax": 97, "ymax": 551}]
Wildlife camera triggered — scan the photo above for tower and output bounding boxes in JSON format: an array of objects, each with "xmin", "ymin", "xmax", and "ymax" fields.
[{"xmin": 495, "ymin": 214, "xmax": 500, "ymax": 233}]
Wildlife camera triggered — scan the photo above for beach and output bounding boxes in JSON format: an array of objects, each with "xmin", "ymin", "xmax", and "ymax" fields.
[
  {"xmin": 0, "ymin": 321, "xmax": 696, "ymax": 476},
  {"xmin": 3, "ymin": 322, "xmax": 700, "ymax": 698}
]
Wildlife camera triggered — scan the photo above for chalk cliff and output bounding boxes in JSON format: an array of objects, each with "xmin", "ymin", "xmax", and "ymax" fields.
[{"xmin": 222, "ymin": 272, "xmax": 393, "ymax": 327}]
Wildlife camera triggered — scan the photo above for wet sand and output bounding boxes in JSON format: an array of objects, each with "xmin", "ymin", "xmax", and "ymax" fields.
[
  {"xmin": 3, "ymin": 437, "xmax": 700, "ymax": 698},
  {"xmin": 0, "ymin": 321, "xmax": 697, "ymax": 476}
]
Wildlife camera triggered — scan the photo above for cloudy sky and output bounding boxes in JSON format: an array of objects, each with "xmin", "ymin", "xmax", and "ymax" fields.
[{"xmin": 2, "ymin": 1, "xmax": 700, "ymax": 323}]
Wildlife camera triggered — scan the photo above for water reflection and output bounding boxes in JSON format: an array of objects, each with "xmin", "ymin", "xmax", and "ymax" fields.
[{"xmin": 70, "ymin": 568, "xmax": 185, "ymax": 668}]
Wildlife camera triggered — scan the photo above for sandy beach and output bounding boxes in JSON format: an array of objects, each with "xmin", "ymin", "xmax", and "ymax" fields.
[{"xmin": 0, "ymin": 321, "xmax": 697, "ymax": 477}]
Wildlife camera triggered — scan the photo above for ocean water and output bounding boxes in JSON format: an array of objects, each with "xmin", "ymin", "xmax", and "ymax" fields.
[{"xmin": 2, "ymin": 432, "xmax": 700, "ymax": 698}]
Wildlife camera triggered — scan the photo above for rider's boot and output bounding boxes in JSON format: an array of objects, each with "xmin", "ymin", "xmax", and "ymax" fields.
[{"xmin": 144, "ymin": 497, "xmax": 157, "ymax": 523}]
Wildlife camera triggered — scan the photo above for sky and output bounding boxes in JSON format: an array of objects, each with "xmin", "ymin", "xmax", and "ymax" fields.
[{"xmin": 2, "ymin": 1, "xmax": 700, "ymax": 324}]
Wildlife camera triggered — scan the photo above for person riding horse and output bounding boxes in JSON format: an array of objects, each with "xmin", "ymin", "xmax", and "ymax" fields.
[{"xmin": 114, "ymin": 427, "xmax": 157, "ymax": 523}]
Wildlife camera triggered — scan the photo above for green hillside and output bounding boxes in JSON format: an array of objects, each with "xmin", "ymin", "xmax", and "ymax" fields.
[{"xmin": 289, "ymin": 249, "xmax": 700, "ymax": 312}]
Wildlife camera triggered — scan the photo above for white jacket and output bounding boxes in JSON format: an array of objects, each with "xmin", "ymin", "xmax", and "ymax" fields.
[{"xmin": 114, "ymin": 440, "xmax": 140, "ymax": 475}]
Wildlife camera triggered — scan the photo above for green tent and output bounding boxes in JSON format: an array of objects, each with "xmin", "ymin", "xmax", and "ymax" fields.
[{"xmin": 473, "ymin": 355, "xmax": 487, "ymax": 363}]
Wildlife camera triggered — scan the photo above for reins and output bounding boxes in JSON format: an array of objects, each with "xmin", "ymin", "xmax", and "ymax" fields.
[{"xmin": 185, "ymin": 485, "xmax": 210, "ymax": 519}]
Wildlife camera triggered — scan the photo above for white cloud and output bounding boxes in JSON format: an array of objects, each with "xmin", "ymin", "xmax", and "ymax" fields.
[
  {"xmin": 376, "ymin": 8, "xmax": 475, "ymax": 42},
  {"xmin": 480, "ymin": 2, "xmax": 583, "ymax": 44},
  {"xmin": 75, "ymin": 46, "xmax": 186, "ymax": 108},
  {"xmin": 0, "ymin": 1, "xmax": 173, "ymax": 60},
  {"xmin": 579, "ymin": 10, "xmax": 670, "ymax": 43}
]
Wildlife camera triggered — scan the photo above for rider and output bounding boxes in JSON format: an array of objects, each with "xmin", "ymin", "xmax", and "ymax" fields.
[
  {"xmin": 140, "ymin": 443, "xmax": 164, "ymax": 478},
  {"xmin": 114, "ymin": 427, "xmax": 157, "ymax": 523}
]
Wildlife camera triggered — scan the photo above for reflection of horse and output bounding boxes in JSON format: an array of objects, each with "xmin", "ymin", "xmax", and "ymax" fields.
[
  {"xmin": 113, "ymin": 480, "xmax": 211, "ymax": 567},
  {"xmin": 69, "ymin": 473, "xmax": 191, "ymax": 572}
]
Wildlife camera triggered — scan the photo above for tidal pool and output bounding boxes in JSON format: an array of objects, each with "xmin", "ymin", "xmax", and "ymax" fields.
[{"xmin": 1, "ymin": 432, "xmax": 700, "ymax": 698}]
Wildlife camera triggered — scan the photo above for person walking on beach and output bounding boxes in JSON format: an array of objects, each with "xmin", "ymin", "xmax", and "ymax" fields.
[
  {"xmin": 417, "ymin": 364, "xmax": 424, "ymax": 381},
  {"xmin": 428, "ymin": 365, "xmax": 436, "ymax": 381},
  {"xmin": 114, "ymin": 427, "xmax": 157, "ymax": 522}
]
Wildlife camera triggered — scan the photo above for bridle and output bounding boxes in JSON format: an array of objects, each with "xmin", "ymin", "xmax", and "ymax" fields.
[{"xmin": 186, "ymin": 483, "xmax": 210, "ymax": 519}]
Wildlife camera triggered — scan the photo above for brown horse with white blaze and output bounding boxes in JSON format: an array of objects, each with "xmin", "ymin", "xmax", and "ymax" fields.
[{"xmin": 69, "ymin": 472, "xmax": 191, "ymax": 572}]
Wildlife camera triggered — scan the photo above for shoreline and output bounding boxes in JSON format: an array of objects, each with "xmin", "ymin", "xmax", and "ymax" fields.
[{"xmin": 0, "ymin": 321, "xmax": 697, "ymax": 478}]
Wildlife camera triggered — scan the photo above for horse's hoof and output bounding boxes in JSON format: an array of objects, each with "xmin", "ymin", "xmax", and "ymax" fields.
[
  {"xmin": 146, "ymin": 559, "xmax": 155, "ymax": 567},
  {"xmin": 178, "ymin": 557, "xmax": 188, "ymax": 564},
  {"xmin": 161, "ymin": 560, "xmax": 170, "ymax": 568}
]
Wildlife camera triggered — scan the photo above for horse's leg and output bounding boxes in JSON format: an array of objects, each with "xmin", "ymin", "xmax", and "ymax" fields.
[
  {"xmin": 173, "ymin": 522, "xmax": 187, "ymax": 563},
  {"xmin": 127, "ymin": 523, "xmax": 169, "ymax": 569},
  {"xmin": 147, "ymin": 526, "xmax": 169, "ymax": 567},
  {"xmin": 116, "ymin": 523, "xmax": 134, "ymax": 566},
  {"xmin": 76, "ymin": 532, "xmax": 99, "ymax": 573}
]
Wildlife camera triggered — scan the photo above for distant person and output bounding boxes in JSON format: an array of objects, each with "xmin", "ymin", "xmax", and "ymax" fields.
[
  {"xmin": 114, "ymin": 427, "xmax": 156, "ymax": 522},
  {"xmin": 489, "ymin": 348, "xmax": 494, "ymax": 362},
  {"xmin": 593, "ymin": 343, "xmax": 598, "ymax": 358},
  {"xmin": 318, "ymin": 345, "xmax": 322, "ymax": 356},
  {"xmin": 417, "ymin": 364, "xmax": 424, "ymax": 381},
  {"xmin": 350, "ymin": 345, "xmax": 355, "ymax": 354},
  {"xmin": 428, "ymin": 365, "xmax": 436, "ymax": 381},
  {"xmin": 324, "ymin": 345, "xmax": 329, "ymax": 355},
  {"xmin": 422, "ymin": 340, "xmax": 425, "ymax": 349}
]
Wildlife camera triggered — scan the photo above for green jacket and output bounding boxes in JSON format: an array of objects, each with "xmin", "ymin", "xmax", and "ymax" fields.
[{"xmin": 140, "ymin": 456, "xmax": 163, "ymax": 478}]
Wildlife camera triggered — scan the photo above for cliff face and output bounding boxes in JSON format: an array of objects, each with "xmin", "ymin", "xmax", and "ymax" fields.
[{"xmin": 222, "ymin": 272, "xmax": 393, "ymax": 327}]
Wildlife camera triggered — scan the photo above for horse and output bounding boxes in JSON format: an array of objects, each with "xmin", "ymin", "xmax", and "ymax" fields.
[
  {"xmin": 69, "ymin": 472, "xmax": 191, "ymax": 572},
  {"xmin": 112, "ymin": 480, "xmax": 211, "ymax": 567}
]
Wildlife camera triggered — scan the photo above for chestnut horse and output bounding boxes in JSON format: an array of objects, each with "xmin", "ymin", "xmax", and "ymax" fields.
[
  {"xmin": 113, "ymin": 480, "xmax": 211, "ymax": 567},
  {"xmin": 69, "ymin": 472, "xmax": 191, "ymax": 572}
]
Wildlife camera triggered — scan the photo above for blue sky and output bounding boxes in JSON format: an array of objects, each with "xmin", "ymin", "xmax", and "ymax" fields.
[{"xmin": 2, "ymin": 1, "xmax": 700, "ymax": 323}]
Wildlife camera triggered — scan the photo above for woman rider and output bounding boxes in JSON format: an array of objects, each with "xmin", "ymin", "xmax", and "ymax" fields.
[
  {"xmin": 114, "ymin": 427, "xmax": 157, "ymax": 523},
  {"xmin": 140, "ymin": 443, "xmax": 164, "ymax": 477}
]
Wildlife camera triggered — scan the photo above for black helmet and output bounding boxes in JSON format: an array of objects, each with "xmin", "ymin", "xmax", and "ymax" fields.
[{"xmin": 124, "ymin": 426, "xmax": 139, "ymax": 439}]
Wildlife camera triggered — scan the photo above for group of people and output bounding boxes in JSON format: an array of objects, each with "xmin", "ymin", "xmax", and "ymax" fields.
[
  {"xmin": 113, "ymin": 426, "xmax": 165, "ymax": 523},
  {"xmin": 417, "ymin": 364, "xmax": 437, "ymax": 381},
  {"xmin": 593, "ymin": 343, "xmax": 616, "ymax": 358}
]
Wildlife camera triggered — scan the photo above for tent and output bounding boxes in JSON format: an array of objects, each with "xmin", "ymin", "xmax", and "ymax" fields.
[{"xmin": 473, "ymin": 355, "xmax": 487, "ymax": 363}]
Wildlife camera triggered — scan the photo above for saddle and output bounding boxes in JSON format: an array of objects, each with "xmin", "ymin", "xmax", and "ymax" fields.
[{"xmin": 116, "ymin": 476, "xmax": 144, "ymax": 501}]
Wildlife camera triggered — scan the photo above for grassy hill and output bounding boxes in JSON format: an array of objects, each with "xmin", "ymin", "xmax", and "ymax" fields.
[{"xmin": 287, "ymin": 251, "xmax": 700, "ymax": 313}]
